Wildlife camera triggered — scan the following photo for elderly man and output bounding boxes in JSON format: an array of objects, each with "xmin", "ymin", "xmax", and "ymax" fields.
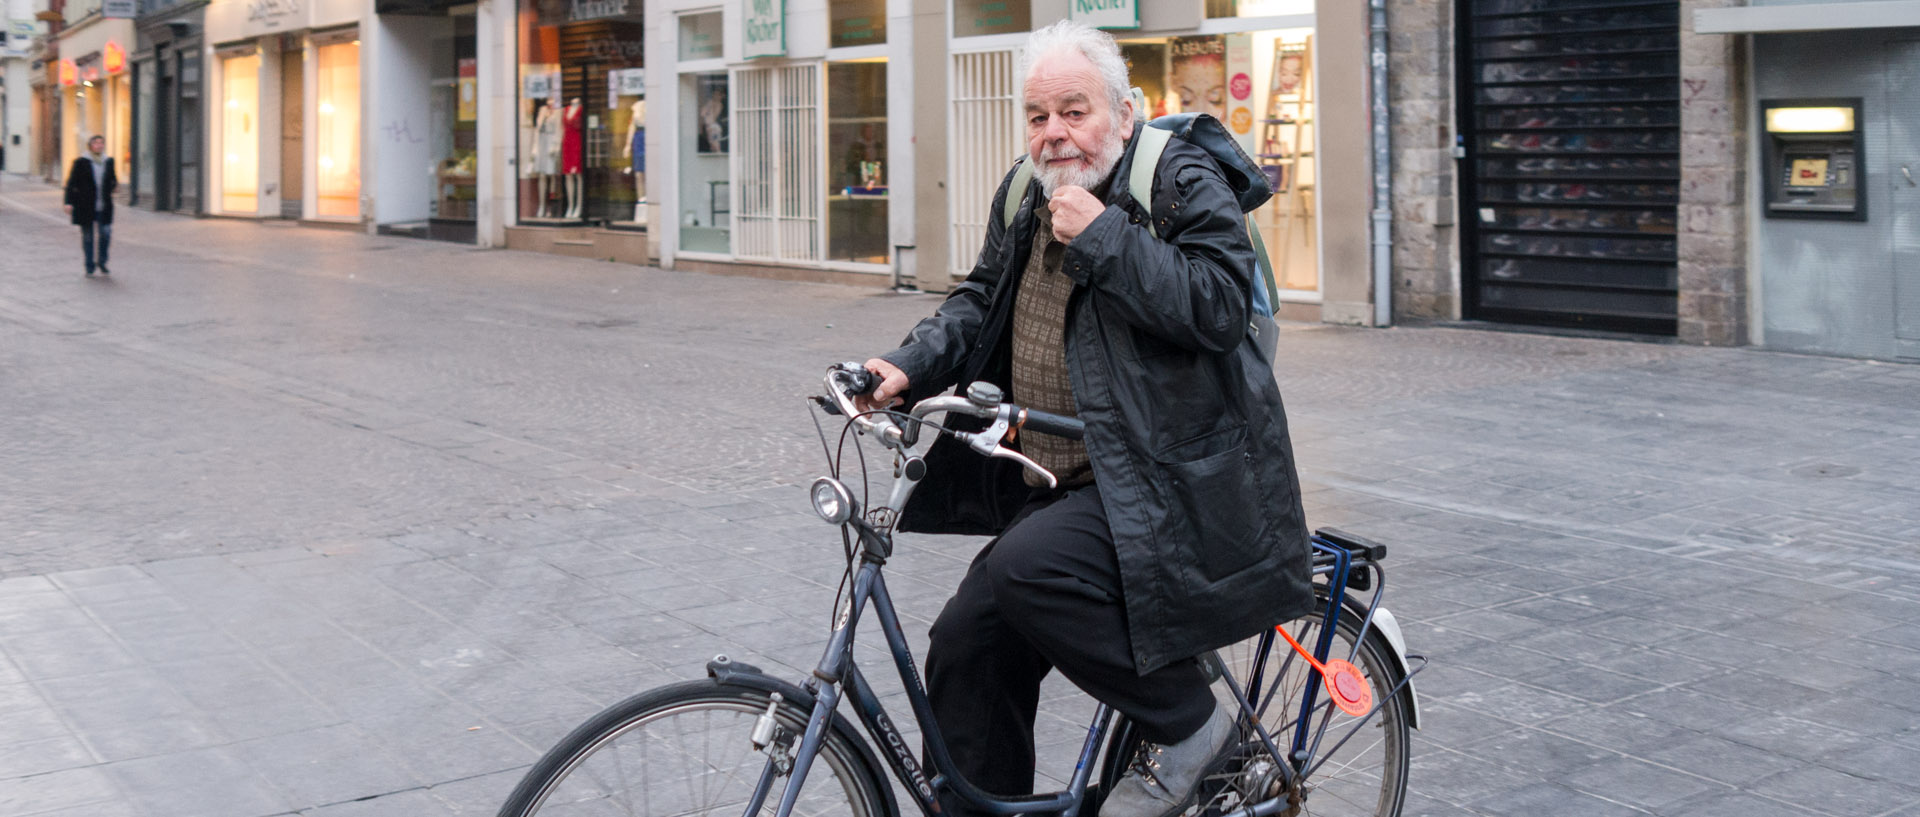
[{"xmin": 858, "ymin": 19, "xmax": 1313, "ymax": 817}]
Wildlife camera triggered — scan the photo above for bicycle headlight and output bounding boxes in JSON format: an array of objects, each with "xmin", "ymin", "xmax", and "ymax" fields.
[{"xmin": 810, "ymin": 477, "xmax": 856, "ymax": 525}]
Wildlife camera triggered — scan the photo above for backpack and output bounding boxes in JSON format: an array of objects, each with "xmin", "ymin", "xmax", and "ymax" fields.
[{"xmin": 1001, "ymin": 110, "xmax": 1283, "ymax": 358}]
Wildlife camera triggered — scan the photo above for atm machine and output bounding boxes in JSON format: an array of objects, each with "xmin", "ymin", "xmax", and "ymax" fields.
[{"xmin": 1762, "ymin": 98, "xmax": 1866, "ymax": 221}]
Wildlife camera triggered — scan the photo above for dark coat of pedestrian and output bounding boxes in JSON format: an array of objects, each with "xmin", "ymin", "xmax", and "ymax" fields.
[{"xmin": 64, "ymin": 135, "xmax": 118, "ymax": 275}]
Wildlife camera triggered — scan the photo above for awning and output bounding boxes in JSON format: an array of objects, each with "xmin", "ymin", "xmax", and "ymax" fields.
[{"xmin": 1695, "ymin": 0, "xmax": 1920, "ymax": 34}]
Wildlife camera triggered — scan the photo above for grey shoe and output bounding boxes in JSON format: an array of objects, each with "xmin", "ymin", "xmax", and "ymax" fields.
[{"xmin": 1100, "ymin": 704, "xmax": 1238, "ymax": 817}]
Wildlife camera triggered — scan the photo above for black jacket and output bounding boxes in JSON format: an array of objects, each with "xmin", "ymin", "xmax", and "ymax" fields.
[
  {"xmin": 65, "ymin": 156, "xmax": 117, "ymax": 226},
  {"xmin": 882, "ymin": 124, "xmax": 1314, "ymax": 674}
]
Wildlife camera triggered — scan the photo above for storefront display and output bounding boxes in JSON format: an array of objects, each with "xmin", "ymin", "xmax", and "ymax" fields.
[
  {"xmin": 677, "ymin": 69, "xmax": 729, "ymax": 252},
  {"xmin": 827, "ymin": 60, "xmax": 886, "ymax": 263},
  {"xmin": 515, "ymin": 0, "xmax": 646, "ymax": 226},
  {"xmin": 220, "ymin": 50, "xmax": 260, "ymax": 213},
  {"xmin": 1121, "ymin": 28, "xmax": 1318, "ymax": 293},
  {"xmin": 1459, "ymin": 0, "xmax": 1681, "ymax": 334},
  {"xmin": 314, "ymin": 34, "xmax": 360, "ymax": 218}
]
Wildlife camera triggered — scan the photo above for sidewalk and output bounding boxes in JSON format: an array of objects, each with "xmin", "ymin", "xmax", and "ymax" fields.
[{"xmin": 1, "ymin": 183, "xmax": 1917, "ymax": 816}]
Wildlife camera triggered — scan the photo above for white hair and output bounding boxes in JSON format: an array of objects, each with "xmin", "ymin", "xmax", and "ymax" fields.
[{"xmin": 1020, "ymin": 20, "xmax": 1132, "ymax": 125}]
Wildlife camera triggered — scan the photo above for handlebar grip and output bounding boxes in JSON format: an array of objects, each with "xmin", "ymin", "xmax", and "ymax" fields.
[
  {"xmin": 834, "ymin": 364, "xmax": 879, "ymax": 397},
  {"xmin": 1021, "ymin": 408, "xmax": 1084, "ymax": 441}
]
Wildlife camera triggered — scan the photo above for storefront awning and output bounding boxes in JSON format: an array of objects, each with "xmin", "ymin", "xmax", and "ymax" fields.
[{"xmin": 1695, "ymin": 0, "xmax": 1920, "ymax": 34}]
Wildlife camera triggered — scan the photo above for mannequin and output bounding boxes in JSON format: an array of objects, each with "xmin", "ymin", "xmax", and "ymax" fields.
[
  {"xmin": 622, "ymin": 97, "xmax": 646, "ymax": 222},
  {"xmin": 562, "ymin": 97, "xmax": 585, "ymax": 220},
  {"xmin": 533, "ymin": 100, "xmax": 562, "ymax": 217}
]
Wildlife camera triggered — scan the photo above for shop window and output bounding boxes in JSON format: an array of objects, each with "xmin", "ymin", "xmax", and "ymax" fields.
[
  {"xmin": 1205, "ymin": 0, "xmax": 1313, "ymax": 18},
  {"xmin": 678, "ymin": 12, "xmax": 721, "ymax": 61},
  {"xmin": 733, "ymin": 64, "xmax": 820, "ymax": 262},
  {"xmin": 679, "ymin": 71, "xmax": 730, "ymax": 252},
  {"xmin": 515, "ymin": 0, "xmax": 645, "ymax": 225},
  {"xmin": 135, "ymin": 62, "xmax": 155, "ymax": 200},
  {"xmin": 949, "ymin": 50, "xmax": 1020, "ymax": 276},
  {"xmin": 221, "ymin": 51, "xmax": 260, "ymax": 213},
  {"xmin": 1123, "ymin": 30, "xmax": 1318, "ymax": 293},
  {"xmin": 429, "ymin": 17, "xmax": 479, "ymax": 226},
  {"xmin": 827, "ymin": 61, "xmax": 887, "ymax": 264},
  {"xmin": 831, "ymin": 0, "xmax": 886, "ymax": 48},
  {"xmin": 952, "ymin": 0, "xmax": 1029, "ymax": 38},
  {"xmin": 315, "ymin": 39, "xmax": 361, "ymax": 218}
]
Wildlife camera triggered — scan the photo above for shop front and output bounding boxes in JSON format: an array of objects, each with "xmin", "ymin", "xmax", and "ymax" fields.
[
  {"xmin": 500, "ymin": 0, "xmax": 650, "ymax": 261},
  {"xmin": 639, "ymin": 0, "xmax": 912, "ymax": 282},
  {"xmin": 205, "ymin": 0, "xmax": 363, "ymax": 222},
  {"xmin": 57, "ymin": 13, "xmax": 136, "ymax": 194},
  {"xmin": 370, "ymin": 0, "xmax": 486, "ymax": 243},
  {"xmin": 133, "ymin": 0, "xmax": 208, "ymax": 213},
  {"xmin": 941, "ymin": 0, "xmax": 1324, "ymax": 309}
]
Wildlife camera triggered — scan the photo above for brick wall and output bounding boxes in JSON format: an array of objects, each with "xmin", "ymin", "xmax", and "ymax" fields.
[
  {"xmin": 1677, "ymin": 0, "xmax": 1749, "ymax": 345},
  {"xmin": 1387, "ymin": 0, "xmax": 1460, "ymax": 321}
]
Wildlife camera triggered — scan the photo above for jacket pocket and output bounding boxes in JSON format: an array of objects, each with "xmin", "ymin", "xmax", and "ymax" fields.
[{"xmin": 1157, "ymin": 426, "xmax": 1269, "ymax": 583}]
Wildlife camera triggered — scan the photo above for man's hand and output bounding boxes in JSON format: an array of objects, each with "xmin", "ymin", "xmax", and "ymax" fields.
[
  {"xmin": 1047, "ymin": 186, "xmax": 1105, "ymax": 244},
  {"xmin": 63, "ymin": 205, "xmax": 72, "ymax": 215},
  {"xmin": 856, "ymin": 358, "xmax": 909, "ymax": 413}
]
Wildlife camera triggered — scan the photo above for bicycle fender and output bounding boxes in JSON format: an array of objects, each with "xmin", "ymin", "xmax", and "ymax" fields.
[
  {"xmin": 1360, "ymin": 606, "xmax": 1422, "ymax": 730},
  {"xmin": 706, "ymin": 657, "xmax": 902, "ymax": 815}
]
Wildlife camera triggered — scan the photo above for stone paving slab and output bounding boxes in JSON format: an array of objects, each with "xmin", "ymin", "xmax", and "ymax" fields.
[{"xmin": 1, "ymin": 178, "xmax": 1918, "ymax": 815}]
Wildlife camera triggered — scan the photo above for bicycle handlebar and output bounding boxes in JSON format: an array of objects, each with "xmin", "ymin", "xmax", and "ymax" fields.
[{"xmin": 822, "ymin": 363, "xmax": 1086, "ymax": 489}]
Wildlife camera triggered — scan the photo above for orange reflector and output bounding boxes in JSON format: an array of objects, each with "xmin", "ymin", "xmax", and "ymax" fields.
[{"xmin": 1275, "ymin": 625, "xmax": 1373, "ymax": 717}]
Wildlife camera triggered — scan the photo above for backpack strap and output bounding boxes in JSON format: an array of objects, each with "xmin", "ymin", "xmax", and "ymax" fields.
[
  {"xmin": 1128, "ymin": 126, "xmax": 1174, "ymax": 239},
  {"xmin": 1002, "ymin": 156, "xmax": 1035, "ymax": 230},
  {"xmin": 1246, "ymin": 213, "xmax": 1280, "ymax": 318}
]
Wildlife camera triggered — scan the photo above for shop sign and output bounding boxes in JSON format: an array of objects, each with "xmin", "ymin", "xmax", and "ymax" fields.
[
  {"xmin": 3, "ymin": 20, "xmax": 36, "ymax": 57},
  {"xmin": 743, "ymin": 0, "xmax": 783, "ymax": 59},
  {"xmin": 1068, "ymin": 0, "xmax": 1136, "ymax": 30},
  {"xmin": 101, "ymin": 0, "xmax": 136, "ymax": 19},
  {"xmin": 607, "ymin": 67, "xmax": 644, "ymax": 108},
  {"xmin": 566, "ymin": 0, "xmax": 630, "ymax": 23},
  {"xmin": 104, "ymin": 41, "xmax": 126, "ymax": 74},
  {"xmin": 59, "ymin": 58, "xmax": 77, "ymax": 86},
  {"xmin": 457, "ymin": 58, "xmax": 476, "ymax": 121},
  {"xmin": 524, "ymin": 70, "xmax": 560, "ymax": 102},
  {"xmin": 246, "ymin": 0, "xmax": 303, "ymax": 29},
  {"xmin": 953, "ymin": 0, "xmax": 1027, "ymax": 38}
]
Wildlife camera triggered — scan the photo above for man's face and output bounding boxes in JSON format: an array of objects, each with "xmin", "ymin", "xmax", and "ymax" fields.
[
  {"xmin": 88, "ymin": 137, "xmax": 105, "ymax": 154},
  {"xmin": 1024, "ymin": 51, "xmax": 1132, "ymax": 195}
]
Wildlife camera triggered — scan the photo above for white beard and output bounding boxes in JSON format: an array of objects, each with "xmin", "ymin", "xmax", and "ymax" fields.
[{"xmin": 1033, "ymin": 119, "xmax": 1126, "ymax": 196}]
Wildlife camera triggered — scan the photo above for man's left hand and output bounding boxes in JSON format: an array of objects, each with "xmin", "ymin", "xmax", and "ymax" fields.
[{"xmin": 1047, "ymin": 186, "xmax": 1105, "ymax": 244}]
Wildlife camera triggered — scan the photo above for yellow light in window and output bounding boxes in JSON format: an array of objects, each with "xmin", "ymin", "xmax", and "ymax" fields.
[
  {"xmin": 227, "ymin": 98, "xmax": 239, "ymax": 109},
  {"xmin": 320, "ymin": 156, "xmax": 334, "ymax": 169},
  {"xmin": 227, "ymin": 152, "xmax": 239, "ymax": 162},
  {"xmin": 319, "ymin": 102, "xmax": 335, "ymax": 115},
  {"xmin": 1765, "ymin": 106, "xmax": 1854, "ymax": 134}
]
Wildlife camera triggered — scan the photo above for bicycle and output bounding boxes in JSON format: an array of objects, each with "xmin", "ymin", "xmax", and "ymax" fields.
[{"xmin": 497, "ymin": 363, "xmax": 1426, "ymax": 817}]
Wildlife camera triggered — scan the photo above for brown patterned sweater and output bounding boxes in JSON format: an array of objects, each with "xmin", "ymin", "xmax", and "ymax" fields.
[{"xmin": 1009, "ymin": 193, "xmax": 1099, "ymax": 489}]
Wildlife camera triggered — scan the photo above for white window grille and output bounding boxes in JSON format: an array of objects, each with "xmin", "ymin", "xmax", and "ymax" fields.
[
  {"xmin": 733, "ymin": 64, "xmax": 822, "ymax": 263},
  {"xmin": 949, "ymin": 49, "xmax": 1022, "ymax": 278}
]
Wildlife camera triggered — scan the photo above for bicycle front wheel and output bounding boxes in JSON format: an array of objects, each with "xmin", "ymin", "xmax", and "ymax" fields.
[{"xmin": 498, "ymin": 678, "xmax": 892, "ymax": 817}]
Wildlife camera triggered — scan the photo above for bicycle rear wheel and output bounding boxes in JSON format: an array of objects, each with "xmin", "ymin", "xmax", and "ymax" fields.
[
  {"xmin": 497, "ymin": 678, "xmax": 892, "ymax": 817},
  {"xmin": 1103, "ymin": 593, "xmax": 1410, "ymax": 817}
]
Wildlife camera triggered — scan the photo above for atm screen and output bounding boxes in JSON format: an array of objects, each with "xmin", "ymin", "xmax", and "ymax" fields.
[{"xmin": 1788, "ymin": 157, "xmax": 1829, "ymax": 188}]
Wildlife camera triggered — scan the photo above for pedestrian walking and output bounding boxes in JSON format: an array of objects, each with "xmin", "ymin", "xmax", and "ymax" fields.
[{"xmin": 63, "ymin": 135, "xmax": 117, "ymax": 276}]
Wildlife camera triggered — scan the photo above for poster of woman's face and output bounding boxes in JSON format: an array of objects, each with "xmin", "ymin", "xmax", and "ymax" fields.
[{"xmin": 696, "ymin": 74, "xmax": 729, "ymax": 154}]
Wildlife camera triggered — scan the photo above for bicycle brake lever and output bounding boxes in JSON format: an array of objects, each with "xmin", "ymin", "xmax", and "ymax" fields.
[{"xmin": 987, "ymin": 446, "xmax": 1057, "ymax": 490}]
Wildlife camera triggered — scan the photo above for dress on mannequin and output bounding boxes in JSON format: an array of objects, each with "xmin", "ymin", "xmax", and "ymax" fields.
[
  {"xmin": 624, "ymin": 98, "xmax": 646, "ymax": 222},
  {"xmin": 561, "ymin": 101, "xmax": 584, "ymax": 175},
  {"xmin": 562, "ymin": 98, "xmax": 585, "ymax": 219},
  {"xmin": 534, "ymin": 103, "xmax": 562, "ymax": 217}
]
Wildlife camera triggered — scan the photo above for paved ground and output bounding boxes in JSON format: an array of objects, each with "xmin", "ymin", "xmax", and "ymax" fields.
[{"xmin": 1, "ymin": 173, "xmax": 1917, "ymax": 817}]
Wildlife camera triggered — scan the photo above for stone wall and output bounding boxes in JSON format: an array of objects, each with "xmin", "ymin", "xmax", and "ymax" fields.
[
  {"xmin": 1677, "ymin": 0, "xmax": 1750, "ymax": 345},
  {"xmin": 1387, "ymin": 0, "xmax": 1460, "ymax": 321}
]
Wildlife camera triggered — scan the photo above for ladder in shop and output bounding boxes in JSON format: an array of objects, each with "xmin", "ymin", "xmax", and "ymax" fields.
[{"xmin": 1257, "ymin": 36, "xmax": 1314, "ymax": 282}]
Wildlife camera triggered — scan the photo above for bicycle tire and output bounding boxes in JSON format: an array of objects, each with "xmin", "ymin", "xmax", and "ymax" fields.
[
  {"xmin": 1100, "ymin": 594, "xmax": 1411, "ymax": 817},
  {"xmin": 497, "ymin": 677, "xmax": 893, "ymax": 817}
]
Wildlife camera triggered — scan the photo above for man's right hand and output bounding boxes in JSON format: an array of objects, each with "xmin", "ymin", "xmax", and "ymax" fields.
[{"xmin": 856, "ymin": 358, "xmax": 909, "ymax": 413}]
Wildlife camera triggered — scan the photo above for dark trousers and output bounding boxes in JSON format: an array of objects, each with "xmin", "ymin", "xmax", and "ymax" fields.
[
  {"xmin": 80, "ymin": 221, "xmax": 112, "ymax": 271},
  {"xmin": 924, "ymin": 485, "xmax": 1216, "ymax": 816}
]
